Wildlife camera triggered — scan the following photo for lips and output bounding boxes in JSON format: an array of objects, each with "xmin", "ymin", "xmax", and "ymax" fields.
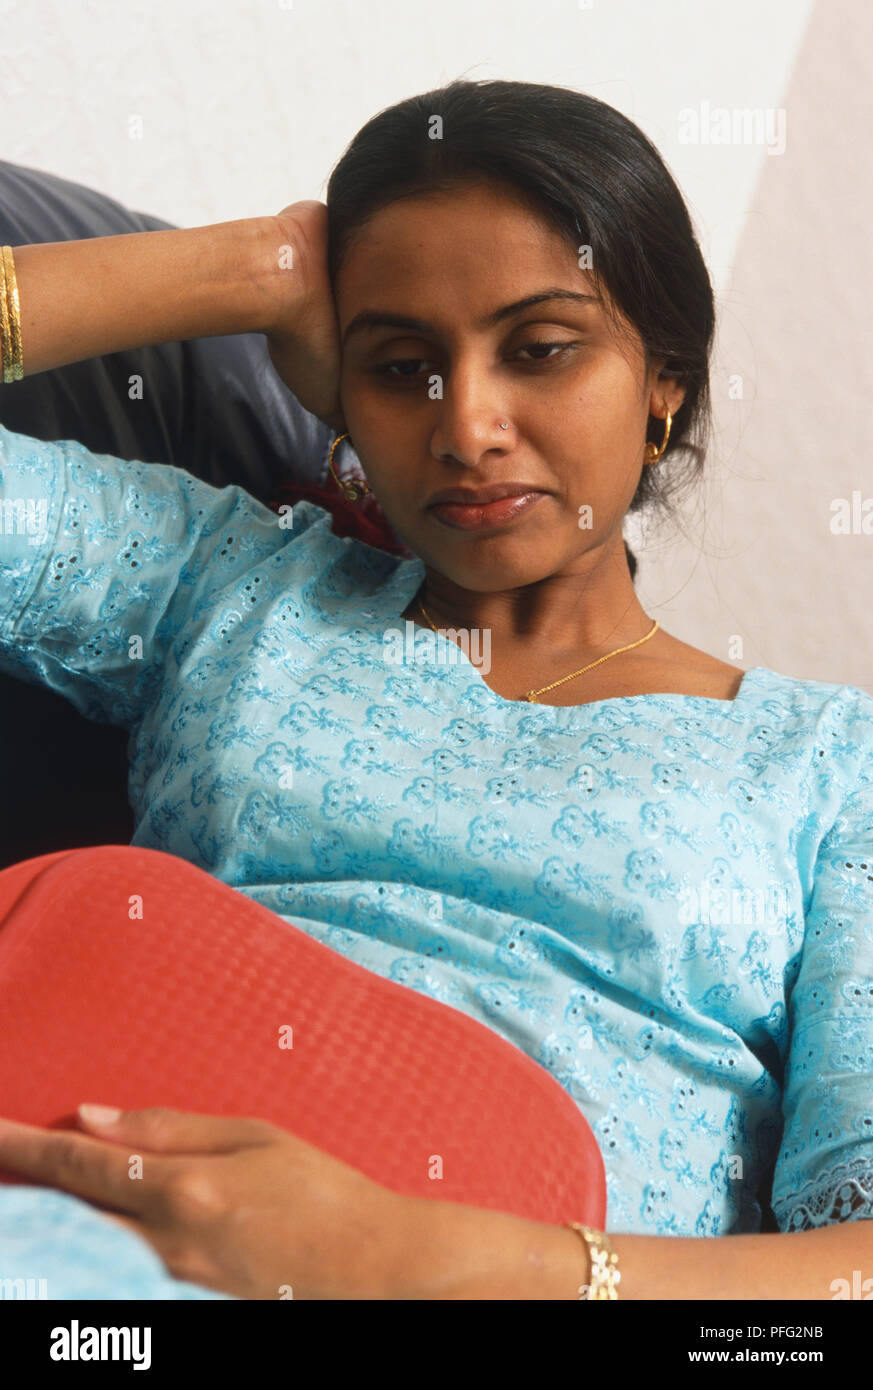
[
  {"xmin": 427, "ymin": 483, "xmax": 544, "ymax": 506},
  {"xmin": 427, "ymin": 488, "xmax": 548, "ymax": 531}
]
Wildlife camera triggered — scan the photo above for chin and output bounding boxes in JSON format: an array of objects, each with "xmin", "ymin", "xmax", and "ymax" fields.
[{"xmin": 419, "ymin": 545, "xmax": 564, "ymax": 592}]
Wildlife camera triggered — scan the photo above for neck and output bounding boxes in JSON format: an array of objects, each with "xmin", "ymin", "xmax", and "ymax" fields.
[{"xmin": 415, "ymin": 539, "xmax": 651, "ymax": 657}]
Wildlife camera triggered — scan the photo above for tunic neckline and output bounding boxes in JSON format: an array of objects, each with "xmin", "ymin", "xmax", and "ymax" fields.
[{"xmin": 381, "ymin": 552, "xmax": 770, "ymax": 714}]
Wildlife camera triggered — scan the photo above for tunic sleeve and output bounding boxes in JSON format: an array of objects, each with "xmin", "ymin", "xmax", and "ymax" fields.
[
  {"xmin": 770, "ymin": 685, "xmax": 873, "ymax": 1230},
  {"xmin": 0, "ymin": 422, "xmax": 323, "ymax": 729}
]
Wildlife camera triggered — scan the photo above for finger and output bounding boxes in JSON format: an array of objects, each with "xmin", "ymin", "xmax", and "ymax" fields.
[
  {"xmin": 0, "ymin": 1117, "xmax": 152, "ymax": 1214},
  {"xmin": 77, "ymin": 1104, "xmax": 276, "ymax": 1154}
]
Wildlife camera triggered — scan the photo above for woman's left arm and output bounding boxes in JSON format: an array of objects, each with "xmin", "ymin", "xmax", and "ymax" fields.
[
  {"xmin": 0, "ymin": 1106, "xmax": 869, "ymax": 1300},
  {"xmin": 398, "ymin": 1196, "xmax": 873, "ymax": 1300}
]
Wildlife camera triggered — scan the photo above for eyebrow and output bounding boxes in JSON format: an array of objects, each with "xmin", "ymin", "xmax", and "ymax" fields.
[{"xmin": 341, "ymin": 289, "xmax": 601, "ymax": 347}]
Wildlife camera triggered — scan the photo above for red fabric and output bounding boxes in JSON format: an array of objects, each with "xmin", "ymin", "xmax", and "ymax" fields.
[
  {"xmin": 0, "ymin": 845, "xmax": 606, "ymax": 1228},
  {"xmin": 268, "ymin": 480, "xmax": 408, "ymax": 555}
]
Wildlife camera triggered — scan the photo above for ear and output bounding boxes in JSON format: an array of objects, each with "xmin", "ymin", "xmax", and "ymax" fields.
[{"xmin": 647, "ymin": 359, "xmax": 687, "ymax": 418}]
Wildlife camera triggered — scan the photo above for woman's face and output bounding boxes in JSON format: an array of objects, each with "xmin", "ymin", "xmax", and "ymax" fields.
[{"xmin": 335, "ymin": 180, "xmax": 683, "ymax": 591}]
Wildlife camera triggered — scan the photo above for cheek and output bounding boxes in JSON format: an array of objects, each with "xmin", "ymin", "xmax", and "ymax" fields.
[
  {"xmin": 341, "ymin": 379, "xmax": 418, "ymax": 470},
  {"xmin": 340, "ymin": 368, "xmax": 399, "ymax": 426},
  {"xmin": 338, "ymin": 378, "xmax": 381, "ymax": 444},
  {"xmin": 343, "ymin": 415, "xmax": 412, "ymax": 497}
]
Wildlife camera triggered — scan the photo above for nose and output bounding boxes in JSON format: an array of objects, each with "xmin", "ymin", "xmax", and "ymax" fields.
[{"xmin": 429, "ymin": 358, "xmax": 513, "ymax": 467}]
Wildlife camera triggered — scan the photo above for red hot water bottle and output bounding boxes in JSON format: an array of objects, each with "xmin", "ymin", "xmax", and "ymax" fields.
[{"xmin": 0, "ymin": 845, "xmax": 606, "ymax": 1229}]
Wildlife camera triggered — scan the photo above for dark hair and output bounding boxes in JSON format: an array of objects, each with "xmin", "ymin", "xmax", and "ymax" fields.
[{"xmin": 326, "ymin": 79, "xmax": 716, "ymax": 583}]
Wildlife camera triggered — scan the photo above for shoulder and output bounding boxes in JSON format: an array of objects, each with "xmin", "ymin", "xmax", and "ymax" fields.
[
  {"xmin": 658, "ymin": 630, "xmax": 873, "ymax": 726},
  {"xmin": 743, "ymin": 666, "xmax": 873, "ymax": 729},
  {"xmin": 737, "ymin": 667, "xmax": 873, "ymax": 762},
  {"xmin": 744, "ymin": 671, "xmax": 873, "ymax": 836},
  {"xmin": 642, "ymin": 631, "xmax": 745, "ymax": 699},
  {"xmin": 271, "ymin": 500, "xmax": 416, "ymax": 598}
]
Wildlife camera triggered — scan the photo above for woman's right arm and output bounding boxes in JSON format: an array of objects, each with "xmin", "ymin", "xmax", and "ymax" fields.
[
  {"xmin": 13, "ymin": 217, "xmax": 281, "ymax": 374},
  {"xmin": 0, "ymin": 201, "xmax": 343, "ymax": 726},
  {"xmin": 9, "ymin": 200, "xmax": 342, "ymax": 428}
]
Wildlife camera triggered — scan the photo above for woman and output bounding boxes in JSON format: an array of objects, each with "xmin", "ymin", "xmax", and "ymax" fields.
[{"xmin": 0, "ymin": 78, "xmax": 871, "ymax": 1300}]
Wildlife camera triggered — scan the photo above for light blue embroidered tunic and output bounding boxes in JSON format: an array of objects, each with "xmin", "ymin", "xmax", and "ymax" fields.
[{"xmin": 1, "ymin": 421, "xmax": 872, "ymax": 1297}]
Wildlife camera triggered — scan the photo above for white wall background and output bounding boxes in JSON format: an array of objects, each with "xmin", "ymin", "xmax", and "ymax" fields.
[{"xmin": 3, "ymin": 0, "xmax": 871, "ymax": 691}]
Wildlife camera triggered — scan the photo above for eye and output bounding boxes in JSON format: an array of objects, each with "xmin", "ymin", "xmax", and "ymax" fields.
[
  {"xmin": 372, "ymin": 340, "xmax": 579, "ymax": 384},
  {"xmin": 372, "ymin": 357, "xmax": 435, "ymax": 382},
  {"xmin": 513, "ymin": 339, "xmax": 578, "ymax": 362},
  {"xmin": 366, "ymin": 341, "xmax": 581, "ymax": 391}
]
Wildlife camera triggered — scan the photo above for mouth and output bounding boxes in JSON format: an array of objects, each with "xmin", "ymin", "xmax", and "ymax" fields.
[{"xmin": 426, "ymin": 485, "xmax": 550, "ymax": 532}]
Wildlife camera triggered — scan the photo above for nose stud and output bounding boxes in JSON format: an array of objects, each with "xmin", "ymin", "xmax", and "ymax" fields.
[{"xmin": 499, "ymin": 421, "xmax": 509, "ymax": 430}]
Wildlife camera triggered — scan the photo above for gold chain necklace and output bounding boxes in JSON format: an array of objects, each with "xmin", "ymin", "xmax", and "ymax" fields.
[{"xmin": 416, "ymin": 597, "xmax": 660, "ymax": 703}]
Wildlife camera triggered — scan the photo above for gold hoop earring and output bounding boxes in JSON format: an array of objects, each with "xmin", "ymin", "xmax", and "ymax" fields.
[
  {"xmin": 328, "ymin": 433, "xmax": 372, "ymax": 502},
  {"xmin": 644, "ymin": 409, "xmax": 672, "ymax": 466}
]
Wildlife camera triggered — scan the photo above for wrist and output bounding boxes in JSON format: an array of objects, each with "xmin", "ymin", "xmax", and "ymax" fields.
[
  {"xmin": 383, "ymin": 1193, "xmax": 592, "ymax": 1300},
  {"xmin": 232, "ymin": 214, "xmax": 300, "ymax": 338},
  {"xmin": 184, "ymin": 215, "xmax": 290, "ymax": 340},
  {"xmin": 11, "ymin": 215, "xmax": 288, "ymax": 377}
]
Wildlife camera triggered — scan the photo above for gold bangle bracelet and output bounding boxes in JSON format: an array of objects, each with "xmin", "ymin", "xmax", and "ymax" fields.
[
  {"xmin": 0, "ymin": 245, "xmax": 24, "ymax": 383},
  {"xmin": 0, "ymin": 245, "xmax": 12, "ymax": 383},
  {"xmin": 567, "ymin": 1222, "xmax": 621, "ymax": 1299}
]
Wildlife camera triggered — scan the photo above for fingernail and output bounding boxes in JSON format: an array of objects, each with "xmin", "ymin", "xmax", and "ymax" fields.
[{"xmin": 78, "ymin": 1104, "xmax": 122, "ymax": 1126}]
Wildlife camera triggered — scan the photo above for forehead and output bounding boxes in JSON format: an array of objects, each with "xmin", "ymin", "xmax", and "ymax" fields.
[{"xmin": 334, "ymin": 181, "xmax": 592, "ymax": 311}]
